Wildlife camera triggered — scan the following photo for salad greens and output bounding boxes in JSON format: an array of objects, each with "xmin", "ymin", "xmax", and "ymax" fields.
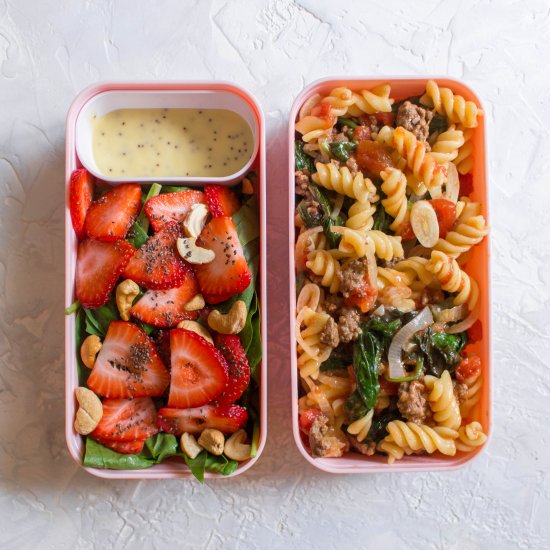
[
  {"xmin": 295, "ymin": 140, "xmax": 315, "ymax": 173},
  {"xmin": 329, "ymin": 140, "xmax": 357, "ymax": 163},
  {"xmin": 414, "ymin": 328, "xmax": 467, "ymax": 377},
  {"xmin": 352, "ymin": 330, "xmax": 381, "ymax": 410}
]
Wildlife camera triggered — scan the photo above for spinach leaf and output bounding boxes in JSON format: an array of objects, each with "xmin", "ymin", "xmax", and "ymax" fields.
[
  {"xmin": 65, "ymin": 300, "xmax": 80, "ymax": 315},
  {"xmin": 160, "ymin": 186, "xmax": 192, "ymax": 194},
  {"xmin": 367, "ymin": 409, "xmax": 402, "ymax": 442},
  {"xmin": 184, "ymin": 451, "xmax": 238, "ymax": 483},
  {"xmin": 297, "ymin": 201, "xmax": 323, "ymax": 228},
  {"xmin": 415, "ymin": 327, "xmax": 467, "ymax": 377},
  {"xmin": 337, "ymin": 116, "xmax": 359, "ymax": 129},
  {"xmin": 250, "ymin": 419, "xmax": 261, "ymax": 458},
  {"xmin": 366, "ymin": 318, "xmax": 402, "ymax": 345},
  {"xmin": 239, "ymin": 291, "xmax": 262, "ymax": 370},
  {"xmin": 233, "ymin": 195, "xmax": 260, "ymax": 283},
  {"xmin": 353, "ymin": 330, "xmax": 380, "ymax": 410},
  {"xmin": 329, "ymin": 141, "xmax": 357, "ymax": 163},
  {"xmin": 75, "ymin": 308, "xmax": 90, "ymax": 385},
  {"xmin": 84, "ymin": 438, "xmax": 156, "ymax": 470},
  {"xmin": 430, "ymin": 113, "xmax": 448, "ymax": 134},
  {"xmin": 142, "ymin": 433, "xmax": 179, "ymax": 462},
  {"xmin": 319, "ymin": 355, "xmax": 348, "ymax": 372},
  {"xmin": 295, "ymin": 141, "xmax": 315, "ymax": 173},
  {"xmin": 84, "ymin": 300, "xmax": 119, "ymax": 338},
  {"xmin": 344, "ymin": 391, "xmax": 369, "ymax": 422},
  {"xmin": 308, "ymin": 184, "xmax": 342, "ymax": 248},
  {"xmin": 127, "ymin": 221, "xmax": 149, "ymax": 249},
  {"xmin": 184, "ymin": 451, "xmax": 207, "ymax": 482},
  {"xmin": 372, "ymin": 202, "xmax": 391, "ymax": 233}
]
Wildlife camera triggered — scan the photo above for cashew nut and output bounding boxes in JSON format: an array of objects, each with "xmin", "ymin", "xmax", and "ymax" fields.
[
  {"xmin": 176, "ymin": 320, "xmax": 214, "ymax": 344},
  {"xmin": 74, "ymin": 387, "xmax": 103, "ymax": 435},
  {"xmin": 116, "ymin": 279, "xmax": 140, "ymax": 321},
  {"xmin": 184, "ymin": 294, "xmax": 205, "ymax": 311},
  {"xmin": 183, "ymin": 203, "xmax": 209, "ymax": 238},
  {"xmin": 207, "ymin": 300, "xmax": 247, "ymax": 335},
  {"xmin": 177, "ymin": 237, "xmax": 215, "ymax": 265},
  {"xmin": 80, "ymin": 334, "xmax": 102, "ymax": 369},
  {"xmin": 198, "ymin": 428, "xmax": 225, "ymax": 456},
  {"xmin": 242, "ymin": 177, "xmax": 254, "ymax": 195},
  {"xmin": 223, "ymin": 429, "xmax": 251, "ymax": 462},
  {"xmin": 180, "ymin": 432, "xmax": 203, "ymax": 459}
]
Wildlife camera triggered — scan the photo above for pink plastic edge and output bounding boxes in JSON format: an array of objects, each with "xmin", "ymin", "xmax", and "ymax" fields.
[
  {"xmin": 65, "ymin": 81, "xmax": 267, "ymax": 480},
  {"xmin": 288, "ymin": 76, "xmax": 492, "ymax": 474}
]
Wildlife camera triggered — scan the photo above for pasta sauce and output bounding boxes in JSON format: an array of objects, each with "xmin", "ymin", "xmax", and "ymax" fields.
[{"xmin": 91, "ymin": 108, "xmax": 253, "ymax": 178}]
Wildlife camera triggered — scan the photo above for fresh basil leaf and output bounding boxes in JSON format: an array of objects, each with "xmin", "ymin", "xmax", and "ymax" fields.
[
  {"xmin": 83, "ymin": 438, "xmax": 154, "ymax": 470},
  {"xmin": 295, "ymin": 141, "xmax": 315, "ymax": 173},
  {"xmin": 353, "ymin": 330, "xmax": 381, "ymax": 410}
]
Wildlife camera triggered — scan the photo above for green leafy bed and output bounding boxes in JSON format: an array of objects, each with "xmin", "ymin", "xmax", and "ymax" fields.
[{"xmin": 70, "ymin": 184, "xmax": 262, "ymax": 482}]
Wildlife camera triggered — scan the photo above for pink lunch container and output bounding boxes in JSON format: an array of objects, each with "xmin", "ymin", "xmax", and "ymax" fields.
[
  {"xmin": 288, "ymin": 77, "xmax": 491, "ymax": 473},
  {"xmin": 65, "ymin": 81, "xmax": 267, "ymax": 479}
]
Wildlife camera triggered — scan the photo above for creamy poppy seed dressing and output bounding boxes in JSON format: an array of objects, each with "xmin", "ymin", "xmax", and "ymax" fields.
[{"xmin": 91, "ymin": 108, "xmax": 253, "ymax": 178}]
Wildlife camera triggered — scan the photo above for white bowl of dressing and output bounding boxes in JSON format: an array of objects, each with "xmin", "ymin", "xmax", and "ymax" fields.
[{"xmin": 75, "ymin": 89, "xmax": 259, "ymax": 185}]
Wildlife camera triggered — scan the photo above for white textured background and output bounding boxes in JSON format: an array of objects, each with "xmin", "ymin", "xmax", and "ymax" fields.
[{"xmin": 0, "ymin": 1, "xmax": 548, "ymax": 548}]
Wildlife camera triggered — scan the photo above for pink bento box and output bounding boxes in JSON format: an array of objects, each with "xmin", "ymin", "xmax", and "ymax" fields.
[
  {"xmin": 288, "ymin": 77, "xmax": 491, "ymax": 473},
  {"xmin": 65, "ymin": 81, "xmax": 267, "ymax": 479}
]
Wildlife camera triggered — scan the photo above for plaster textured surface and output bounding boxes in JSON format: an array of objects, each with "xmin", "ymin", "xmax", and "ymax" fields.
[{"xmin": 0, "ymin": 1, "xmax": 548, "ymax": 548}]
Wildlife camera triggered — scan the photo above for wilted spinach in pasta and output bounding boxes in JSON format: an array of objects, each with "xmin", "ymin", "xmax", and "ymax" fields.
[{"xmin": 294, "ymin": 80, "xmax": 488, "ymax": 463}]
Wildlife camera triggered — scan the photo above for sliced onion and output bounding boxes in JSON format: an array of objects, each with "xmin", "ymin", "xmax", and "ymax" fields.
[
  {"xmin": 443, "ymin": 162, "xmax": 460, "ymax": 204},
  {"xmin": 387, "ymin": 306, "xmax": 434, "ymax": 379},
  {"xmin": 410, "ymin": 200, "xmax": 439, "ymax": 248},
  {"xmin": 299, "ymin": 93, "xmax": 322, "ymax": 120},
  {"xmin": 447, "ymin": 307, "xmax": 478, "ymax": 334},
  {"xmin": 364, "ymin": 245, "xmax": 378, "ymax": 293},
  {"xmin": 433, "ymin": 304, "xmax": 467, "ymax": 323},
  {"xmin": 372, "ymin": 305, "xmax": 386, "ymax": 317}
]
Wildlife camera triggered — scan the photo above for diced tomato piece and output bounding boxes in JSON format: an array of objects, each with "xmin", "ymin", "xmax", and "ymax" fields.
[
  {"xmin": 378, "ymin": 377, "xmax": 399, "ymax": 396},
  {"xmin": 310, "ymin": 101, "xmax": 332, "ymax": 118},
  {"xmin": 298, "ymin": 409, "xmax": 322, "ymax": 435},
  {"xmin": 356, "ymin": 140, "xmax": 395, "ymax": 177},
  {"xmin": 467, "ymin": 320, "xmax": 483, "ymax": 343},
  {"xmin": 456, "ymin": 354, "xmax": 482, "ymax": 382},
  {"xmin": 373, "ymin": 112, "xmax": 395, "ymax": 126},
  {"xmin": 400, "ymin": 221, "xmax": 416, "ymax": 241},
  {"xmin": 353, "ymin": 125, "xmax": 371, "ymax": 141},
  {"xmin": 429, "ymin": 198, "xmax": 457, "ymax": 238},
  {"xmin": 459, "ymin": 173, "xmax": 474, "ymax": 196}
]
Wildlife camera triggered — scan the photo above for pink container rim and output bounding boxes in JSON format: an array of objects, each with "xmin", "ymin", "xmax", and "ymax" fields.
[
  {"xmin": 65, "ymin": 80, "xmax": 267, "ymax": 479},
  {"xmin": 288, "ymin": 75, "xmax": 492, "ymax": 474}
]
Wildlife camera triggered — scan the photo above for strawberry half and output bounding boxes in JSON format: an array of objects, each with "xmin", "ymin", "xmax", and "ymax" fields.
[
  {"xmin": 204, "ymin": 185, "xmax": 240, "ymax": 218},
  {"xmin": 92, "ymin": 436, "xmax": 145, "ymax": 455},
  {"xmin": 85, "ymin": 183, "xmax": 142, "ymax": 241},
  {"xmin": 129, "ymin": 265, "xmax": 200, "ymax": 327},
  {"xmin": 168, "ymin": 329, "xmax": 229, "ymax": 408},
  {"xmin": 91, "ymin": 397, "xmax": 159, "ymax": 441},
  {"xmin": 194, "ymin": 217, "xmax": 251, "ymax": 303},
  {"xmin": 69, "ymin": 169, "xmax": 94, "ymax": 240},
  {"xmin": 123, "ymin": 223, "xmax": 188, "ymax": 289},
  {"xmin": 76, "ymin": 239, "xmax": 135, "ymax": 308},
  {"xmin": 144, "ymin": 190, "xmax": 205, "ymax": 232},
  {"xmin": 87, "ymin": 321, "xmax": 170, "ymax": 398},
  {"xmin": 157, "ymin": 404, "xmax": 248, "ymax": 435},
  {"xmin": 214, "ymin": 334, "xmax": 251, "ymax": 406}
]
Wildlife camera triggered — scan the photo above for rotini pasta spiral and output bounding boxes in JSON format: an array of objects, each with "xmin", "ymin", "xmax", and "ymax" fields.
[
  {"xmin": 380, "ymin": 168, "xmax": 409, "ymax": 231},
  {"xmin": 365, "ymin": 230, "xmax": 404, "ymax": 261},
  {"xmin": 345, "ymin": 200, "xmax": 376, "ymax": 233},
  {"xmin": 393, "ymin": 126, "xmax": 447, "ymax": 192},
  {"xmin": 373, "ymin": 126, "xmax": 407, "ymax": 171},
  {"xmin": 455, "ymin": 421, "xmax": 487, "ymax": 452},
  {"xmin": 295, "ymin": 307, "xmax": 332, "ymax": 379},
  {"xmin": 426, "ymin": 251, "xmax": 479, "ymax": 311},
  {"xmin": 430, "ymin": 125, "xmax": 465, "ymax": 164},
  {"xmin": 296, "ymin": 283, "xmax": 322, "ymax": 312},
  {"xmin": 347, "ymin": 409, "xmax": 374, "ymax": 442},
  {"xmin": 384, "ymin": 421, "xmax": 458, "ymax": 456},
  {"xmin": 377, "ymin": 440, "xmax": 412, "ymax": 464},
  {"xmin": 393, "ymin": 256, "xmax": 435, "ymax": 300},
  {"xmin": 453, "ymin": 124, "xmax": 474, "ymax": 174},
  {"xmin": 295, "ymin": 116, "xmax": 332, "ymax": 143},
  {"xmin": 322, "ymin": 87, "xmax": 355, "ymax": 117},
  {"xmin": 377, "ymin": 285, "xmax": 415, "ymax": 313},
  {"xmin": 421, "ymin": 80, "xmax": 482, "ymax": 128},
  {"xmin": 330, "ymin": 226, "xmax": 368, "ymax": 259},
  {"xmin": 434, "ymin": 214, "xmax": 489, "ymax": 258},
  {"xmin": 306, "ymin": 250, "xmax": 341, "ymax": 293},
  {"xmin": 347, "ymin": 83, "xmax": 394, "ymax": 116},
  {"xmin": 460, "ymin": 372, "xmax": 483, "ymax": 418},
  {"xmin": 424, "ymin": 370, "xmax": 462, "ymax": 430},
  {"xmin": 313, "ymin": 162, "xmax": 377, "ymax": 203}
]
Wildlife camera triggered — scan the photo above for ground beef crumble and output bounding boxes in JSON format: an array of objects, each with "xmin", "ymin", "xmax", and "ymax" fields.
[
  {"xmin": 453, "ymin": 380, "xmax": 469, "ymax": 404},
  {"xmin": 347, "ymin": 434, "xmax": 376, "ymax": 456},
  {"xmin": 337, "ymin": 307, "xmax": 361, "ymax": 343},
  {"xmin": 396, "ymin": 101, "xmax": 434, "ymax": 143},
  {"xmin": 397, "ymin": 380, "xmax": 432, "ymax": 425},
  {"xmin": 319, "ymin": 317, "xmax": 340, "ymax": 348},
  {"xmin": 323, "ymin": 294, "xmax": 343, "ymax": 316},
  {"xmin": 309, "ymin": 414, "xmax": 350, "ymax": 458},
  {"xmin": 295, "ymin": 170, "xmax": 323, "ymax": 222},
  {"xmin": 346, "ymin": 157, "xmax": 359, "ymax": 174},
  {"xmin": 338, "ymin": 257, "xmax": 369, "ymax": 298}
]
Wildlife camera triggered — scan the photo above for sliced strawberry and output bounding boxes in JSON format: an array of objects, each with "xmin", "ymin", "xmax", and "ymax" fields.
[
  {"xmin": 129, "ymin": 265, "xmax": 200, "ymax": 327},
  {"xmin": 85, "ymin": 183, "xmax": 142, "ymax": 241},
  {"xmin": 152, "ymin": 329, "xmax": 171, "ymax": 368},
  {"xmin": 69, "ymin": 169, "xmax": 94, "ymax": 240},
  {"xmin": 123, "ymin": 223, "xmax": 188, "ymax": 289},
  {"xmin": 167, "ymin": 329, "xmax": 228, "ymax": 408},
  {"xmin": 194, "ymin": 217, "xmax": 251, "ymax": 303},
  {"xmin": 91, "ymin": 397, "xmax": 159, "ymax": 441},
  {"xmin": 204, "ymin": 185, "xmax": 240, "ymax": 218},
  {"xmin": 87, "ymin": 321, "xmax": 170, "ymax": 398},
  {"xmin": 92, "ymin": 436, "xmax": 145, "ymax": 455},
  {"xmin": 157, "ymin": 404, "xmax": 248, "ymax": 435},
  {"xmin": 144, "ymin": 190, "xmax": 205, "ymax": 232},
  {"xmin": 214, "ymin": 334, "xmax": 250, "ymax": 406},
  {"xmin": 76, "ymin": 239, "xmax": 135, "ymax": 308}
]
